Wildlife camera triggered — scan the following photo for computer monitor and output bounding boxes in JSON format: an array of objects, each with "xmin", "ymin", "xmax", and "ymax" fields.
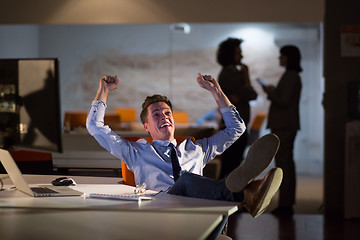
[{"xmin": 0, "ymin": 58, "xmax": 62, "ymax": 153}]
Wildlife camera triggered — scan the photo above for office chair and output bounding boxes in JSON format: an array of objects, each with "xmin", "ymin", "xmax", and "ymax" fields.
[
  {"xmin": 248, "ymin": 112, "xmax": 267, "ymax": 145},
  {"xmin": 3, "ymin": 150, "xmax": 54, "ymax": 175},
  {"xmin": 64, "ymin": 111, "xmax": 121, "ymax": 130},
  {"xmin": 113, "ymin": 108, "xmax": 137, "ymax": 123},
  {"xmin": 172, "ymin": 111, "xmax": 190, "ymax": 125}
]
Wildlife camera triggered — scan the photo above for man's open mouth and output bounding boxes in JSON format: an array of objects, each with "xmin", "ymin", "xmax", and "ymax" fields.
[{"xmin": 160, "ymin": 123, "xmax": 171, "ymax": 128}]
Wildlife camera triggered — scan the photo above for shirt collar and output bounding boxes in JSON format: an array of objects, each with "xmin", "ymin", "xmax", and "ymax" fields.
[{"xmin": 152, "ymin": 139, "xmax": 177, "ymax": 147}]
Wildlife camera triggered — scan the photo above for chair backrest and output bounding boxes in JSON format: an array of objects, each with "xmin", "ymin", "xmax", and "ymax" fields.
[
  {"xmin": 64, "ymin": 111, "xmax": 88, "ymax": 129},
  {"xmin": 121, "ymin": 136, "xmax": 195, "ymax": 186},
  {"xmin": 172, "ymin": 111, "xmax": 190, "ymax": 124},
  {"xmin": 0, "ymin": 150, "xmax": 54, "ymax": 175},
  {"xmin": 249, "ymin": 112, "xmax": 267, "ymax": 131},
  {"xmin": 114, "ymin": 108, "xmax": 137, "ymax": 123},
  {"xmin": 64, "ymin": 111, "xmax": 121, "ymax": 130},
  {"xmin": 248, "ymin": 112, "xmax": 268, "ymax": 145},
  {"xmin": 103, "ymin": 113, "xmax": 121, "ymax": 129}
]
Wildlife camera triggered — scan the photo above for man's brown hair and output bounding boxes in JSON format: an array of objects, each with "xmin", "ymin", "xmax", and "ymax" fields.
[{"xmin": 140, "ymin": 94, "xmax": 173, "ymax": 124}]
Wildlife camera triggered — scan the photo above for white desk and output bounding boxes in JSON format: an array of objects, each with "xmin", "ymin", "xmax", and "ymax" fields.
[
  {"xmin": 0, "ymin": 174, "xmax": 240, "ymax": 240},
  {"xmin": 0, "ymin": 208, "xmax": 223, "ymax": 240},
  {"xmin": 0, "ymin": 174, "xmax": 240, "ymax": 215}
]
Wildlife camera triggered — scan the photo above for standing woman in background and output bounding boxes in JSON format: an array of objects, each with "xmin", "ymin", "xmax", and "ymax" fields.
[
  {"xmin": 216, "ymin": 38, "xmax": 258, "ymax": 179},
  {"xmin": 261, "ymin": 45, "xmax": 302, "ymax": 216}
]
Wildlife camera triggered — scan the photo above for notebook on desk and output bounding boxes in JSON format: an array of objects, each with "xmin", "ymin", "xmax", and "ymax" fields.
[{"xmin": 0, "ymin": 149, "xmax": 83, "ymax": 197}]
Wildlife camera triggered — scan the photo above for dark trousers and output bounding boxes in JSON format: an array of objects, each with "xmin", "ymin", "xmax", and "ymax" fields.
[
  {"xmin": 219, "ymin": 131, "xmax": 248, "ymax": 179},
  {"xmin": 168, "ymin": 172, "xmax": 243, "ymax": 240},
  {"xmin": 168, "ymin": 172, "xmax": 243, "ymax": 202},
  {"xmin": 271, "ymin": 129, "xmax": 297, "ymax": 207}
]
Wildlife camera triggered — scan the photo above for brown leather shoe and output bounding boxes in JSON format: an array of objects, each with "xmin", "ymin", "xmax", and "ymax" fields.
[
  {"xmin": 243, "ymin": 168, "xmax": 283, "ymax": 218},
  {"xmin": 225, "ymin": 133, "xmax": 280, "ymax": 193}
]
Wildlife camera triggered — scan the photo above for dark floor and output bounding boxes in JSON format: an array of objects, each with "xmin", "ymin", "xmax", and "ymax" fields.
[
  {"xmin": 226, "ymin": 212, "xmax": 360, "ymax": 240},
  {"xmin": 223, "ymin": 172, "xmax": 360, "ymax": 240}
]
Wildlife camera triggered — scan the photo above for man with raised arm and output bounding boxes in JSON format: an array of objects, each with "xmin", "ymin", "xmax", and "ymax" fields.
[{"xmin": 87, "ymin": 73, "xmax": 282, "ymax": 218}]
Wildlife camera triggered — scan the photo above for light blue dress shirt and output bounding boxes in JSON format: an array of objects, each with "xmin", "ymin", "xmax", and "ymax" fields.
[{"xmin": 86, "ymin": 100, "xmax": 245, "ymax": 191}]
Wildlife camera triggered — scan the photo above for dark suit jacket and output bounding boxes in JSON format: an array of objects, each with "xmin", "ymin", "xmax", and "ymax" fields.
[
  {"xmin": 267, "ymin": 70, "xmax": 302, "ymax": 130},
  {"xmin": 218, "ymin": 66, "xmax": 257, "ymax": 124}
]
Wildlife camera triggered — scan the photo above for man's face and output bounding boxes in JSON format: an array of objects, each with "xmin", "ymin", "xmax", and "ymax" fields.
[{"xmin": 143, "ymin": 102, "xmax": 175, "ymax": 141}]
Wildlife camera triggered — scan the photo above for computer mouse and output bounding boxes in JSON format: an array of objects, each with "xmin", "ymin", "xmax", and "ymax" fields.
[{"xmin": 51, "ymin": 177, "xmax": 76, "ymax": 186}]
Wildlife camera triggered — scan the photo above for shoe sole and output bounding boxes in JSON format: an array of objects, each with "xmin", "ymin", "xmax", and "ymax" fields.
[
  {"xmin": 225, "ymin": 133, "xmax": 280, "ymax": 193},
  {"xmin": 250, "ymin": 168, "xmax": 283, "ymax": 218}
]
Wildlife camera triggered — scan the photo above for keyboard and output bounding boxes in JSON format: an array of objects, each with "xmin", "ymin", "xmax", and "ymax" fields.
[
  {"xmin": 31, "ymin": 187, "xmax": 58, "ymax": 194},
  {"xmin": 89, "ymin": 193, "xmax": 153, "ymax": 201}
]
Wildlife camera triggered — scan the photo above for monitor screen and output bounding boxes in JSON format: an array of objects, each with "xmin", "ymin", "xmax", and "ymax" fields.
[{"xmin": 0, "ymin": 59, "xmax": 62, "ymax": 153}]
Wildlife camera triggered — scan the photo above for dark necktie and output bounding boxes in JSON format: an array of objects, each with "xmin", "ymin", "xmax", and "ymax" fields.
[{"xmin": 169, "ymin": 143, "xmax": 181, "ymax": 182}]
